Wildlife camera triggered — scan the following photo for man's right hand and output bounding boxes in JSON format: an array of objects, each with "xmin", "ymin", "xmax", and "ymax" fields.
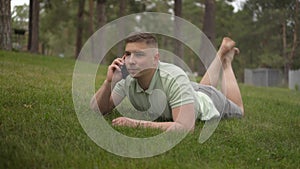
[{"xmin": 106, "ymin": 57, "xmax": 125, "ymax": 83}]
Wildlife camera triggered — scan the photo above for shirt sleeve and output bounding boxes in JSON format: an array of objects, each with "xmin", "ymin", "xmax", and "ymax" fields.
[
  {"xmin": 167, "ymin": 74, "xmax": 195, "ymax": 109},
  {"xmin": 112, "ymin": 79, "xmax": 126, "ymax": 97}
]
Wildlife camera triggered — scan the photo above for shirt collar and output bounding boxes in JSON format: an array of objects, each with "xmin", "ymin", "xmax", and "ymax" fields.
[{"xmin": 135, "ymin": 62, "xmax": 160, "ymax": 94}]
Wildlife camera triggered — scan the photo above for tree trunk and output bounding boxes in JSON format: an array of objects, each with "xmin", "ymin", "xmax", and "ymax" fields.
[
  {"xmin": 96, "ymin": 0, "xmax": 106, "ymax": 29},
  {"xmin": 203, "ymin": 0, "xmax": 216, "ymax": 46},
  {"xmin": 0, "ymin": 0, "xmax": 12, "ymax": 50},
  {"xmin": 118, "ymin": 0, "xmax": 126, "ymax": 56},
  {"xmin": 88, "ymin": 0, "xmax": 96, "ymax": 62},
  {"xmin": 282, "ymin": 21, "xmax": 289, "ymax": 83},
  {"xmin": 283, "ymin": 0, "xmax": 299, "ymax": 83},
  {"xmin": 96, "ymin": 0, "xmax": 107, "ymax": 64},
  {"xmin": 198, "ymin": 0, "xmax": 216, "ymax": 76},
  {"xmin": 174, "ymin": 0, "xmax": 184, "ymax": 67},
  {"xmin": 75, "ymin": 0, "xmax": 85, "ymax": 59},
  {"xmin": 89, "ymin": 0, "xmax": 94, "ymax": 35},
  {"xmin": 28, "ymin": 0, "xmax": 39, "ymax": 53},
  {"xmin": 289, "ymin": 0, "xmax": 299, "ymax": 68}
]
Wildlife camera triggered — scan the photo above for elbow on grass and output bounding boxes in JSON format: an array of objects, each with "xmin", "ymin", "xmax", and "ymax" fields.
[
  {"xmin": 89, "ymin": 97, "xmax": 98, "ymax": 112},
  {"xmin": 89, "ymin": 97, "xmax": 110, "ymax": 115},
  {"xmin": 167, "ymin": 122, "xmax": 195, "ymax": 132}
]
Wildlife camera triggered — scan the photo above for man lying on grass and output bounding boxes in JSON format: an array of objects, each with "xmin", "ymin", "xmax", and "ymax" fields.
[{"xmin": 90, "ymin": 32, "xmax": 244, "ymax": 131}]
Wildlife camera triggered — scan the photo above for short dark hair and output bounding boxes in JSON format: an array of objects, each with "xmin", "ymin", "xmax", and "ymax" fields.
[{"xmin": 124, "ymin": 32, "xmax": 158, "ymax": 48}]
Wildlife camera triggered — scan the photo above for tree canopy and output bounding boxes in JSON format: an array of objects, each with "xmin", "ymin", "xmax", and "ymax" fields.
[{"xmin": 8, "ymin": 0, "xmax": 300, "ymax": 81}]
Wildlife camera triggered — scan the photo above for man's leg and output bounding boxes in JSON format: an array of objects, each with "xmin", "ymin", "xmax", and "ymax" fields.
[
  {"xmin": 221, "ymin": 48, "xmax": 244, "ymax": 114},
  {"xmin": 200, "ymin": 37, "xmax": 236, "ymax": 87},
  {"xmin": 200, "ymin": 37, "xmax": 244, "ymax": 115}
]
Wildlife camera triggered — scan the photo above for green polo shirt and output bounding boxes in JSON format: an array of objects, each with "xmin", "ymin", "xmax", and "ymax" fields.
[{"xmin": 113, "ymin": 62, "xmax": 219, "ymax": 121}]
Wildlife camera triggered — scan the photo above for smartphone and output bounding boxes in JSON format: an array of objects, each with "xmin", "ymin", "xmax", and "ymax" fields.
[{"xmin": 120, "ymin": 64, "xmax": 129, "ymax": 79}]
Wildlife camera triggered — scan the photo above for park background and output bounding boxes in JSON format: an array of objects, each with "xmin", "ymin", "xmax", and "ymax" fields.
[{"xmin": 1, "ymin": 0, "xmax": 300, "ymax": 168}]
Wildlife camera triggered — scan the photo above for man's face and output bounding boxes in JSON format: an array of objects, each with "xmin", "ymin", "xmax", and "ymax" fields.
[{"xmin": 124, "ymin": 42, "xmax": 159, "ymax": 78}]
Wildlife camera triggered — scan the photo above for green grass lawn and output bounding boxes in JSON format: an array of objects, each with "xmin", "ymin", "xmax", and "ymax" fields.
[{"xmin": 1, "ymin": 50, "xmax": 300, "ymax": 169}]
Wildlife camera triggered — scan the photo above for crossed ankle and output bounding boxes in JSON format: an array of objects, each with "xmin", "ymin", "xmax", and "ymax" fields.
[{"xmin": 219, "ymin": 37, "xmax": 236, "ymax": 54}]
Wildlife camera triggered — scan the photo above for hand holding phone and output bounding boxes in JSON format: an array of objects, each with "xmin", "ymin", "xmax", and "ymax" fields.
[{"xmin": 120, "ymin": 57, "xmax": 129, "ymax": 79}]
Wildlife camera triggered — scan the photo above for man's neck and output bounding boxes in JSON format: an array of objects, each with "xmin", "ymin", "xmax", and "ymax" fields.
[{"xmin": 136, "ymin": 68, "xmax": 156, "ymax": 90}]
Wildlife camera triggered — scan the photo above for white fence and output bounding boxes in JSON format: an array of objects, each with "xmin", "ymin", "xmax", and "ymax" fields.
[
  {"xmin": 289, "ymin": 69, "xmax": 300, "ymax": 90},
  {"xmin": 244, "ymin": 68, "xmax": 282, "ymax": 87}
]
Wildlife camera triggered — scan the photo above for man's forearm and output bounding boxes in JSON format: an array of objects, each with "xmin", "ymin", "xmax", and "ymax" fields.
[
  {"xmin": 139, "ymin": 120, "xmax": 173, "ymax": 130},
  {"xmin": 112, "ymin": 116, "xmax": 194, "ymax": 132},
  {"xmin": 90, "ymin": 80, "xmax": 113, "ymax": 114},
  {"xmin": 139, "ymin": 120, "xmax": 191, "ymax": 131}
]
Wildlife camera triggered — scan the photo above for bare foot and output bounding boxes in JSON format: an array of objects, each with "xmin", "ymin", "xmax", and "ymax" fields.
[
  {"xmin": 218, "ymin": 37, "xmax": 236, "ymax": 57},
  {"xmin": 217, "ymin": 37, "xmax": 240, "ymax": 64},
  {"xmin": 222, "ymin": 47, "xmax": 239, "ymax": 68}
]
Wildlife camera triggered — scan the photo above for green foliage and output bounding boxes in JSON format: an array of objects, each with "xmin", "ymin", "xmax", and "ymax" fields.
[
  {"xmin": 259, "ymin": 53, "xmax": 284, "ymax": 69},
  {"xmin": 39, "ymin": 0, "xmax": 78, "ymax": 57},
  {"xmin": 11, "ymin": 4, "xmax": 29, "ymax": 51},
  {"xmin": 1, "ymin": 51, "xmax": 300, "ymax": 168},
  {"xmin": 241, "ymin": 0, "xmax": 300, "ymax": 70},
  {"xmin": 182, "ymin": 0, "xmax": 204, "ymax": 29},
  {"xmin": 11, "ymin": 0, "xmax": 300, "ymax": 79},
  {"xmin": 11, "ymin": 4, "xmax": 29, "ymax": 29},
  {"xmin": 216, "ymin": 0, "xmax": 236, "ymax": 38}
]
